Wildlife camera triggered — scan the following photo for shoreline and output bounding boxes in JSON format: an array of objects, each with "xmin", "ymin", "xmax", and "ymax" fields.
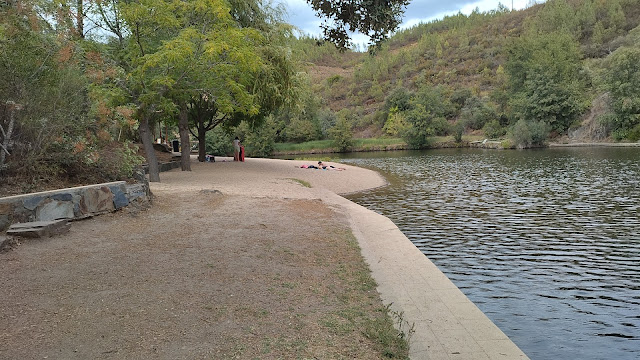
[
  {"xmin": 156, "ymin": 157, "xmax": 529, "ymax": 359},
  {"xmin": 272, "ymin": 140, "xmax": 640, "ymax": 156}
]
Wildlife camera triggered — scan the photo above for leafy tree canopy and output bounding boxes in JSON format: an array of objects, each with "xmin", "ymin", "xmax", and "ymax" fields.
[{"xmin": 307, "ymin": 0, "xmax": 411, "ymax": 49}]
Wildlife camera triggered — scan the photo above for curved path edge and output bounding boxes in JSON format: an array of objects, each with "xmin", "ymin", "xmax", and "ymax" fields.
[
  {"xmin": 321, "ymin": 191, "xmax": 530, "ymax": 360},
  {"xmin": 152, "ymin": 157, "xmax": 530, "ymax": 359}
]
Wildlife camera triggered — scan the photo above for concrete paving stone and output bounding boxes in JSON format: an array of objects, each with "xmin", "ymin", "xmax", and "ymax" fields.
[
  {"xmin": 396, "ymin": 270, "xmax": 431, "ymax": 285},
  {"xmin": 405, "ymin": 284, "xmax": 440, "ymax": 302},
  {"xmin": 434, "ymin": 288, "xmax": 472, "ymax": 304},
  {"xmin": 448, "ymin": 351, "xmax": 492, "ymax": 360},
  {"xmin": 459, "ymin": 319, "xmax": 510, "ymax": 342},
  {"xmin": 477, "ymin": 339, "xmax": 529, "ymax": 359},
  {"xmin": 416, "ymin": 304, "xmax": 465, "ymax": 331},
  {"xmin": 410, "ymin": 324, "xmax": 450, "ymax": 359},
  {"xmin": 425, "ymin": 274, "xmax": 461, "ymax": 290},
  {"xmin": 433, "ymin": 328, "xmax": 488, "ymax": 356},
  {"xmin": 443, "ymin": 299, "xmax": 489, "ymax": 321},
  {"xmin": 408, "ymin": 349, "xmax": 433, "ymax": 360}
]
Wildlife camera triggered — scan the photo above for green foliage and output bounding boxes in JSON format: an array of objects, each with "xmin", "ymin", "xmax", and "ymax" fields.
[
  {"xmin": 205, "ymin": 127, "xmax": 234, "ymax": 156},
  {"xmin": 401, "ymin": 106, "xmax": 435, "ymax": 149},
  {"xmin": 602, "ymin": 46, "xmax": 640, "ymax": 140},
  {"xmin": 329, "ymin": 117, "xmax": 354, "ymax": 152},
  {"xmin": 0, "ymin": 3, "xmax": 145, "ymax": 183},
  {"xmin": 383, "ymin": 107, "xmax": 409, "ymax": 136},
  {"xmin": 459, "ymin": 97, "xmax": 498, "ymax": 130},
  {"xmin": 307, "ymin": 0, "xmax": 410, "ymax": 49},
  {"xmin": 383, "ymin": 87, "xmax": 413, "ymax": 113},
  {"xmin": 483, "ymin": 119, "xmax": 506, "ymax": 139},
  {"xmin": 242, "ymin": 117, "xmax": 278, "ymax": 157},
  {"xmin": 505, "ymin": 31, "xmax": 588, "ymax": 134},
  {"xmin": 509, "ymin": 119, "xmax": 550, "ymax": 148},
  {"xmin": 453, "ymin": 122, "xmax": 464, "ymax": 143}
]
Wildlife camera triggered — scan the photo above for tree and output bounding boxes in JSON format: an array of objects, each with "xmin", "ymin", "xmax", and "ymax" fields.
[
  {"xmin": 505, "ymin": 31, "xmax": 587, "ymax": 133},
  {"xmin": 603, "ymin": 47, "xmax": 640, "ymax": 140},
  {"xmin": 307, "ymin": 0, "xmax": 411, "ymax": 49}
]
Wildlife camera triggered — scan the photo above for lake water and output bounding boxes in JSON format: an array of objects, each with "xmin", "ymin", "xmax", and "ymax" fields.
[{"xmin": 339, "ymin": 148, "xmax": 640, "ymax": 360}]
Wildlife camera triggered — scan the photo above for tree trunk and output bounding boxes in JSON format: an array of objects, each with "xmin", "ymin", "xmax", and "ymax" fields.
[
  {"xmin": 139, "ymin": 116, "xmax": 160, "ymax": 182},
  {"xmin": 0, "ymin": 102, "xmax": 18, "ymax": 171},
  {"xmin": 76, "ymin": 0, "xmax": 84, "ymax": 38},
  {"xmin": 197, "ymin": 126, "xmax": 206, "ymax": 162},
  {"xmin": 179, "ymin": 102, "xmax": 191, "ymax": 171}
]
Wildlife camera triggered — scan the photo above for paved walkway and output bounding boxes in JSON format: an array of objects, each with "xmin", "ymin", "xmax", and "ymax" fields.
[
  {"xmin": 153, "ymin": 157, "xmax": 529, "ymax": 359},
  {"xmin": 324, "ymin": 191, "xmax": 529, "ymax": 359}
]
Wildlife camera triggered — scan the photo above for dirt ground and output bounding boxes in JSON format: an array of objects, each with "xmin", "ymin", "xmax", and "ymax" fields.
[{"xmin": 0, "ymin": 159, "xmax": 405, "ymax": 359}]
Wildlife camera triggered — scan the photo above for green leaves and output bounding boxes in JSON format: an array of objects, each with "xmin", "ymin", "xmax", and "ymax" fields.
[
  {"xmin": 505, "ymin": 31, "xmax": 587, "ymax": 133},
  {"xmin": 603, "ymin": 46, "xmax": 640, "ymax": 139},
  {"xmin": 307, "ymin": 0, "xmax": 410, "ymax": 49}
]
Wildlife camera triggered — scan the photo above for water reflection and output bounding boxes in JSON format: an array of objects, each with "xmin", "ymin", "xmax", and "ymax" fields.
[{"xmin": 344, "ymin": 148, "xmax": 640, "ymax": 360}]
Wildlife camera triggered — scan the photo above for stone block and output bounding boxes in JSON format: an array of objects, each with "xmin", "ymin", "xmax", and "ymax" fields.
[
  {"xmin": 0, "ymin": 202, "xmax": 13, "ymax": 216},
  {"xmin": 23, "ymin": 196, "xmax": 45, "ymax": 211},
  {"xmin": 36, "ymin": 199, "xmax": 75, "ymax": 221},
  {"xmin": 12, "ymin": 206, "xmax": 33, "ymax": 223},
  {"xmin": 7, "ymin": 220, "xmax": 71, "ymax": 238},
  {"xmin": 80, "ymin": 187, "xmax": 115, "ymax": 215},
  {"xmin": 126, "ymin": 184, "xmax": 148, "ymax": 200},
  {"xmin": 0, "ymin": 214, "xmax": 9, "ymax": 232},
  {"xmin": 51, "ymin": 193, "xmax": 73, "ymax": 202},
  {"xmin": 110, "ymin": 185, "xmax": 129, "ymax": 209}
]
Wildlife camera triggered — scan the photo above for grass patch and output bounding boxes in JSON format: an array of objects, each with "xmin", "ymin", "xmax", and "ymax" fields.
[
  {"xmin": 274, "ymin": 135, "xmax": 490, "ymax": 155},
  {"xmin": 319, "ymin": 229, "xmax": 411, "ymax": 359},
  {"xmin": 287, "ymin": 178, "xmax": 312, "ymax": 188},
  {"xmin": 275, "ymin": 140, "xmax": 334, "ymax": 152}
]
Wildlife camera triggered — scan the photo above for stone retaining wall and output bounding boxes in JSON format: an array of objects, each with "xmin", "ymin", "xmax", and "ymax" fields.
[{"xmin": 0, "ymin": 180, "xmax": 150, "ymax": 232}]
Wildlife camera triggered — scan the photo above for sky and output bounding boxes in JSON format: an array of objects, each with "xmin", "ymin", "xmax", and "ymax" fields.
[{"xmin": 281, "ymin": 0, "xmax": 544, "ymax": 47}]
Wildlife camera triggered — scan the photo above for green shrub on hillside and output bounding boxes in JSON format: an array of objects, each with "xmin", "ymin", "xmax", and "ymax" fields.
[
  {"xmin": 329, "ymin": 117, "xmax": 354, "ymax": 152},
  {"xmin": 509, "ymin": 119, "xmax": 550, "ymax": 148},
  {"xmin": 603, "ymin": 46, "xmax": 640, "ymax": 140}
]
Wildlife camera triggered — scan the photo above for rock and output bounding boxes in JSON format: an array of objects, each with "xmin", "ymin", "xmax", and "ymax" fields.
[
  {"xmin": 80, "ymin": 187, "xmax": 115, "ymax": 215},
  {"xmin": 109, "ymin": 185, "xmax": 129, "ymax": 209},
  {"xmin": 153, "ymin": 143, "xmax": 171, "ymax": 152},
  {"xmin": 51, "ymin": 193, "xmax": 73, "ymax": 202},
  {"xmin": 0, "ymin": 214, "xmax": 9, "ymax": 232},
  {"xmin": 0, "ymin": 202, "xmax": 13, "ymax": 215},
  {"xmin": 36, "ymin": 199, "xmax": 75, "ymax": 221},
  {"xmin": 7, "ymin": 220, "xmax": 71, "ymax": 238},
  {"xmin": 22, "ymin": 196, "xmax": 45, "ymax": 211},
  {"xmin": 126, "ymin": 184, "xmax": 147, "ymax": 200},
  {"xmin": 0, "ymin": 235, "xmax": 15, "ymax": 252}
]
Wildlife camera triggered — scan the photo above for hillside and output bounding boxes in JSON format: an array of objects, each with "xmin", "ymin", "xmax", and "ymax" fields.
[{"xmin": 293, "ymin": 0, "xmax": 640, "ymax": 143}]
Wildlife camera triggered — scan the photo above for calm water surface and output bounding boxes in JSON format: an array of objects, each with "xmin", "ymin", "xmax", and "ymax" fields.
[{"xmin": 342, "ymin": 148, "xmax": 640, "ymax": 360}]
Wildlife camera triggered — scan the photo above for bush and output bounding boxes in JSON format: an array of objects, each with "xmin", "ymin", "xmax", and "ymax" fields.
[
  {"xmin": 401, "ymin": 106, "xmax": 434, "ymax": 149},
  {"xmin": 459, "ymin": 96, "xmax": 498, "ymax": 130},
  {"xmin": 205, "ymin": 127, "xmax": 234, "ymax": 156},
  {"xmin": 431, "ymin": 116, "xmax": 450, "ymax": 136},
  {"xmin": 508, "ymin": 119, "xmax": 550, "ymax": 148},
  {"xmin": 482, "ymin": 119, "xmax": 505, "ymax": 139},
  {"xmin": 453, "ymin": 122, "xmax": 464, "ymax": 143},
  {"xmin": 628, "ymin": 123, "xmax": 640, "ymax": 142},
  {"xmin": 243, "ymin": 117, "xmax": 278, "ymax": 157},
  {"xmin": 329, "ymin": 117, "xmax": 354, "ymax": 152}
]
